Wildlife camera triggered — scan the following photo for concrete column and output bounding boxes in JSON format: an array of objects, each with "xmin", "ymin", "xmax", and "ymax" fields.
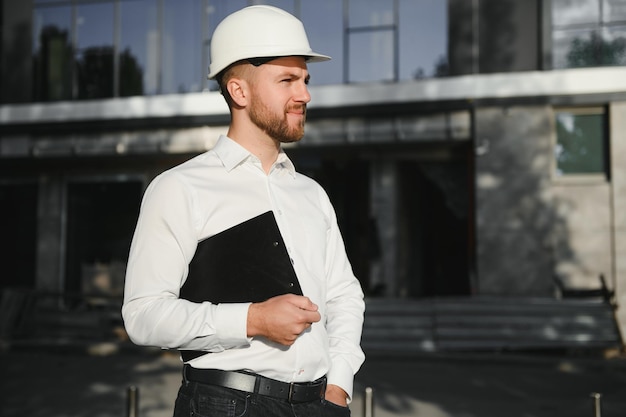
[
  {"xmin": 475, "ymin": 106, "xmax": 555, "ymax": 295},
  {"xmin": 36, "ymin": 175, "xmax": 64, "ymax": 294},
  {"xmin": 370, "ymin": 159, "xmax": 398, "ymax": 297},
  {"xmin": 610, "ymin": 101, "xmax": 626, "ymax": 343}
]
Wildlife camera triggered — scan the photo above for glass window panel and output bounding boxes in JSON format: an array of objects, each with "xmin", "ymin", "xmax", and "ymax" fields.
[
  {"xmin": 348, "ymin": 29, "xmax": 394, "ymax": 83},
  {"xmin": 206, "ymin": 0, "xmax": 249, "ymax": 91},
  {"xmin": 207, "ymin": 0, "xmax": 248, "ymax": 30},
  {"xmin": 553, "ymin": 28, "xmax": 596, "ymax": 68},
  {"xmin": 554, "ymin": 26, "xmax": 625, "ymax": 68},
  {"xmin": 399, "ymin": 0, "xmax": 447, "ymax": 80},
  {"xmin": 32, "ymin": 5, "xmax": 73, "ymax": 101},
  {"xmin": 554, "ymin": 110, "xmax": 605, "ymax": 176},
  {"xmin": 75, "ymin": 2, "xmax": 115, "ymax": 99},
  {"xmin": 120, "ymin": 0, "xmax": 158, "ymax": 96},
  {"xmin": 603, "ymin": 26, "xmax": 626, "ymax": 65},
  {"xmin": 162, "ymin": 0, "xmax": 204, "ymax": 94},
  {"xmin": 76, "ymin": 3, "xmax": 114, "ymax": 51},
  {"xmin": 349, "ymin": 0, "xmax": 394, "ymax": 28},
  {"xmin": 301, "ymin": 0, "xmax": 343, "ymax": 85},
  {"xmin": 604, "ymin": 0, "xmax": 626, "ymax": 22},
  {"xmin": 251, "ymin": 0, "xmax": 296, "ymax": 14},
  {"xmin": 552, "ymin": 0, "xmax": 600, "ymax": 27}
]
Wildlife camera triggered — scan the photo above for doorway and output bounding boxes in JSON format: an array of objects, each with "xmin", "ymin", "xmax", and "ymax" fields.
[
  {"xmin": 290, "ymin": 142, "xmax": 473, "ymax": 298},
  {"xmin": 64, "ymin": 180, "xmax": 142, "ymax": 297}
]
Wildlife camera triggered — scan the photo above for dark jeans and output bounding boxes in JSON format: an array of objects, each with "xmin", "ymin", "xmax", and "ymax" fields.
[{"xmin": 173, "ymin": 380, "xmax": 351, "ymax": 417}]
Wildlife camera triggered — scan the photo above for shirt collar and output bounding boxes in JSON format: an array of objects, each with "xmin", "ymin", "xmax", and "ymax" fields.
[{"xmin": 213, "ymin": 135, "xmax": 296, "ymax": 178}]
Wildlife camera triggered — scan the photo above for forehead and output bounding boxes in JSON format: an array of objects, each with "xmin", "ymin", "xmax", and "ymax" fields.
[{"xmin": 260, "ymin": 56, "xmax": 309, "ymax": 75}]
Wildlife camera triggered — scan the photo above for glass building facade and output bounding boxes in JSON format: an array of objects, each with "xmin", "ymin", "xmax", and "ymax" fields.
[
  {"xmin": 1, "ymin": 0, "xmax": 626, "ymax": 313},
  {"xmin": 23, "ymin": 0, "xmax": 626, "ymax": 104},
  {"xmin": 28, "ymin": 0, "xmax": 448, "ymax": 101}
]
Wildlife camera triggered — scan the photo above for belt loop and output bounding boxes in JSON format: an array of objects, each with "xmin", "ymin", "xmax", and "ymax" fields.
[
  {"xmin": 253, "ymin": 371, "xmax": 261, "ymax": 394},
  {"xmin": 288, "ymin": 382, "xmax": 296, "ymax": 403},
  {"xmin": 183, "ymin": 364, "xmax": 190, "ymax": 386}
]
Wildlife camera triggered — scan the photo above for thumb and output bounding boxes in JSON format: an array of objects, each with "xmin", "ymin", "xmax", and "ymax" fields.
[{"xmin": 290, "ymin": 295, "xmax": 319, "ymax": 312}]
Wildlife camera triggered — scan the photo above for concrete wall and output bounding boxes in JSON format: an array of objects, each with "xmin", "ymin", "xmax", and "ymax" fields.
[
  {"xmin": 475, "ymin": 106, "xmax": 556, "ymax": 295},
  {"xmin": 610, "ymin": 101, "xmax": 626, "ymax": 340},
  {"xmin": 476, "ymin": 102, "xmax": 625, "ymax": 331},
  {"xmin": 551, "ymin": 182, "xmax": 612, "ymax": 287}
]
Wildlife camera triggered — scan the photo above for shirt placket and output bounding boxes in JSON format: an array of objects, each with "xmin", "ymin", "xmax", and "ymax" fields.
[{"xmin": 266, "ymin": 165, "xmax": 303, "ymax": 380}]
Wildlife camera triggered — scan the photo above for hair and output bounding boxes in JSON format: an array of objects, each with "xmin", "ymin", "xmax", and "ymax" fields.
[{"xmin": 216, "ymin": 61, "xmax": 257, "ymax": 109}]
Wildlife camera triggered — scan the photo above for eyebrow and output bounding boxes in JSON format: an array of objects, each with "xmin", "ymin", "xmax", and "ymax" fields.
[{"xmin": 279, "ymin": 72, "xmax": 310, "ymax": 83}]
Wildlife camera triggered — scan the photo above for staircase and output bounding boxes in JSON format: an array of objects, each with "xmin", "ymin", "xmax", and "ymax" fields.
[{"xmin": 362, "ymin": 296, "xmax": 623, "ymax": 354}]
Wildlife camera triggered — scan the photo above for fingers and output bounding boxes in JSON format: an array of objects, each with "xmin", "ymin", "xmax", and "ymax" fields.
[
  {"xmin": 288, "ymin": 294, "xmax": 319, "ymax": 313},
  {"xmin": 247, "ymin": 294, "xmax": 322, "ymax": 346},
  {"xmin": 286, "ymin": 294, "xmax": 321, "ymax": 325}
]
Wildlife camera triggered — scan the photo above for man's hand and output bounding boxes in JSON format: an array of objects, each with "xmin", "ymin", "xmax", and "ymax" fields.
[
  {"xmin": 247, "ymin": 294, "xmax": 321, "ymax": 345},
  {"xmin": 325, "ymin": 384, "xmax": 349, "ymax": 407}
]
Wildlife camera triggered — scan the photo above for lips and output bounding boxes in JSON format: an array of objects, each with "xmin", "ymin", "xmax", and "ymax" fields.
[{"xmin": 287, "ymin": 105, "xmax": 306, "ymax": 115}]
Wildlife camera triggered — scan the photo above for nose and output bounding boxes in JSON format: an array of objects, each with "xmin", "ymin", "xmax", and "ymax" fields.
[{"xmin": 295, "ymin": 81, "xmax": 311, "ymax": 104}]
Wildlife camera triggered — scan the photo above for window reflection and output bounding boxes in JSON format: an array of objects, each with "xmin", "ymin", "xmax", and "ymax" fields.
[
  {"xmin": 300, "ymin": 0, "xmax": 342, "ymax": 85},
  {"xmin": 346, "ymin": 0, "xmax": 397, "ymax": 83},
  {"xmin": 399, "ymin": 0, "xmax": 448, "ymax": 79},
  {"xmin": 33, "ymin": 5, "xmax": 72, "ymax": 101},
  {"xmin": 554, "ymin": 108, "xmax": 606, "ymax": 176},
  {"xmin": 349, "ymin": 0, "xmax": 394, "ymax": 28},
  {"xmin": 162, "ymin": 0, "xmax": 204, "ymax": 94},
  {"xmin": 30, "ymin": 0, "xmax": 451, "ymax": 100},
  {"xmin": 120, "ymin": 0, "xmax": 157, "ymax": 96},
  {"xmin": 605, "ymin": 0, "xmax": 626, "ymax": 21},
  {"xmin": 552, "ymin": 0, "xmax": 626, "ymax": 69},
  {"xmin": 254, "ymin": 0, "xmax": 296, "ymax": 15},
  {"xmin": 349, "ymin": 30, "xmax": 395, "ymax": 83},
  {"xmin": 206, "ymin": 0, "xmax": 248, "ymax": 91},
  {"xmin": 75, "ymin": 2, "xmax": 115, "ymax": 99},
  {"xmin": 552, "ymin": 0, "xmax": 600, "ymax": 26}
]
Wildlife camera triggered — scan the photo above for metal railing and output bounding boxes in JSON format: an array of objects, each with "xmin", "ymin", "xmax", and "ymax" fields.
[{"xmin": 123, "ymin": 385, "xmax": 605, "ymax": 417}]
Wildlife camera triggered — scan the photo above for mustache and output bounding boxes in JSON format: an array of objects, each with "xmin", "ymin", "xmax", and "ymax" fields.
[{"xmin": 287, "ymin": 104, "xmax": 307, "ymax": 114}]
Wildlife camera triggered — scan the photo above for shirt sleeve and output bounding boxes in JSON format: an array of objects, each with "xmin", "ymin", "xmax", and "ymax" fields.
[
  {"xmin": 318, "ymin": 187, "xmax": 366, "ymax": 401},
  {"xmin": 121, "ymin": 172, "xmax": 251, "ymax": 352}
]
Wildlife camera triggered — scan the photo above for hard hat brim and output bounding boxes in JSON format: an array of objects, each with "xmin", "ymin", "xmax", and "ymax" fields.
[{"xmin": 208, "ymin": 52, "xmax": 331, "ymax": 80}]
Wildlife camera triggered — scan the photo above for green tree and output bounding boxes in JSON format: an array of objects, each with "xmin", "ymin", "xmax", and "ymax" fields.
[
  {"xmin": 33, "ymin": 25, "xmax": 73, "ymax": 101},
  {"xmin": 119, "ymin": 48, "xmax": 144, "ymax": 97},
  {"xmin": 567, "ymin": 31, "xmax": 626, "ymax": 68}
]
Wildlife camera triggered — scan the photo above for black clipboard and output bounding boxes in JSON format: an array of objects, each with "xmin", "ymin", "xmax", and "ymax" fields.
[{"xmin": 179, "ymin": 211, "xmax": 303, "ymax": 361}]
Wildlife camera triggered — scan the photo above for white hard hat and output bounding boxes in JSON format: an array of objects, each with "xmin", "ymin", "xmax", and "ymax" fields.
[{"xmin": 208, "ymin": 5, "xmax": 331, "ymax": 79}]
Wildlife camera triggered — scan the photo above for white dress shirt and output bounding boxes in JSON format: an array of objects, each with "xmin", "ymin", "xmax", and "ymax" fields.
[{"xmin": 122, "ymin": 135, "xmax": 365, "ymax": 398}]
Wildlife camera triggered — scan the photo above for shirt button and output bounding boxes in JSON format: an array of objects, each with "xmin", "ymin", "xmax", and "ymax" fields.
[
  {"xmin": 273, "ymin": 241, "xmax": 279, "ymax": 247},
  {"xmin": 290, "ymin": 257, "xmax": 294, "ymax": 264}
]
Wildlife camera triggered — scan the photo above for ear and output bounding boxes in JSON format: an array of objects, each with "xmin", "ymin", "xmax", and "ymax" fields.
[{"xmin": 226, "ymin": 77, "xmax": 249, "ymax": 108}]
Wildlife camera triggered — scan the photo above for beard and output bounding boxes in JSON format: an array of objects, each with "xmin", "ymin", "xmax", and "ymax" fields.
[{"xmin": 249, "ymin": 97, "xmax": 306, "ymax": 143}]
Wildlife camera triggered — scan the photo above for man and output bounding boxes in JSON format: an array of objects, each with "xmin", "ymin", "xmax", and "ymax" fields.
[{"xmin": 122, "ymin": 5, "xmax": 365, "ymax": 417}]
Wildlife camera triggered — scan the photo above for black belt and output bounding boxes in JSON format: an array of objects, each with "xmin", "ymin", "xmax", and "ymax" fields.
[{"xmin": 183, "ymin": 365, "xmax": 327, "ymax": 403}]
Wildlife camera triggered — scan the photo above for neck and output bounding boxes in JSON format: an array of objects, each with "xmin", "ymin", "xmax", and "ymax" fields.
[{"xmin": 227, "ymin": 124, "xmax": 280, "ymax": 174}]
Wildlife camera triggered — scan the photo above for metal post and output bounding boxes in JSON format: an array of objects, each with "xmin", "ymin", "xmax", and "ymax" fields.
[
  {"xmin": 364, "ymin": 386, "xmax": 374, "ymax": 417},
  {"xmin": 590, "ymin": 392, "xmax": 602, "ymax": 417},
  {"xmin": 127, "ymin": 386, "xmax": 139, "ymax": 417}
]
